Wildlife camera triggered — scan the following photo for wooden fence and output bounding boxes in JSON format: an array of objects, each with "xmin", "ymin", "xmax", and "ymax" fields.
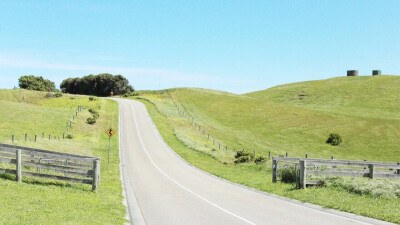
[
  {"xmin": 272, "ymin": 156, "xmax": 400, "ymax": 189},
  {"xmin": 0, "ymin": 143, "xmax": 100, "ymax": 192}
]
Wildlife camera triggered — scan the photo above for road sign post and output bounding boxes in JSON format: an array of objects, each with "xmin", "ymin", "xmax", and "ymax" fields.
[{"xmin": 105, "ymin": 128, "xmax": 116, "ymax": 164}]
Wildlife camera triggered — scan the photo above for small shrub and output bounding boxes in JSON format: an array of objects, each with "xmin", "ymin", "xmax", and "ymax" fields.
[
  {"xmin": 280, "ymin": 166, "xmax": 297, "ymax": 183},
  {"xmin": 234, "ymin": 150, "xmax": 254, "ymax": 164},
  {"xmin": 89, "ymin": 109, "xmax": 99, "ymax": 119},
  {"xmin": 326, "ymin": 133, "xmax": 342, "ymax": 146},
  {"xmin": 123, "ymin": 91, "xmax": 139, "ymax": 98},
  {"xmin": 55, "ymin": 92, "xmax": 62, "ymax": 98},
  {"xmin": 234, "ymin": 155, "xmax": 252, "ymax": 164},
  {"xmin": 254, "ymin": 155, "xmax": 267, "ymax": 163},
  {"xmin": 89, "ymin": 96, "xmax": 97, "ymax": 101},
  {"xmin": 66, "ymin": 134, "xmax": 73, "ymax": 139},
  {"xmin": 87, "ymin": 117, "xmax": 97, "ymax": 124}
]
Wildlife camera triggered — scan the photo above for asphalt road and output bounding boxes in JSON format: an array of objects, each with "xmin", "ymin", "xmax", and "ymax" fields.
[{"xmin": 115, "ymin": 98, "xmax": 394, "ymax": 225}]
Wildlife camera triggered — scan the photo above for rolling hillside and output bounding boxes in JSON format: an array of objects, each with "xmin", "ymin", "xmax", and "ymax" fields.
[
  {"xmin": 133, "ymin": 75, "xmax": 400, "ymax": 223},
  {"xmin": 166, "ymin": 75, "xmax": 400, "ymax": 162}
]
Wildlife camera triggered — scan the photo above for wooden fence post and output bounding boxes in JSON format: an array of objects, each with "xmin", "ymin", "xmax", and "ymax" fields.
[
  {"xmin": 34, "ymin": 135, "xmax": 37, "ymax": 142},
  {"xmin": 285, "ymin": 152, "xmax": 288, "ymax": 157},
  {"xmin": 369, "ymin": 164, "xmax": 374, "ymax": 179},
  {"xmin": 25, "ymin": 133, "xmax": 27, "ymax": 142},
  {"xmin": 92, "ymin": 159, "xmax": 101, "ymax": 192},
  {"xmin": 208, "ymin": 134, "xmax": 209, "ymax": 139},
  {"xmin": 65, "ymin": 160, "xmax": 69, "ymax": 177},
  {"xmin": 218, "ymin": 143, "xmax": 220, "ymax": 150},
  {"xmin": 305, "ymin": 154, "xmax": 308, "ymax": 158},
  {"xmin": 268, "ymin": 151, "xmax": 271, "ymax": 160},
  {"xmin": 331, "ymin": 156, "xmax": 336, "ymax": 168},
  {"xmin": 272, "ymin": 158, "xmax": 277, "ymax": 183},
  {"xmin": 49, "ymin": 135, "xmax": 51, "ymax": 140},
  {"xmin": 42, "ymin": 133, "xmax": 44, "ymax": 139},
  {"xmin": 397, "ymin": 163, "xmax": 400, "ymax": 175},
  {"xmin": 16, "ymin": 149, "xmax": 22, "ymax": 183},
  {"xmin": 299, "ymin": 160, "xmax": 307, "ymax": 189},
  {"xmin": 12, "ymin": 135, "xmax": 14, "ymax": 143}
]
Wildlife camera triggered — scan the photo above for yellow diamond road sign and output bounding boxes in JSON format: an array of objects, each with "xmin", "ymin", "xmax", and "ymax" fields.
[{"xmin": 106, "ymin": 128, "xmax": 115, "ymax": 137}]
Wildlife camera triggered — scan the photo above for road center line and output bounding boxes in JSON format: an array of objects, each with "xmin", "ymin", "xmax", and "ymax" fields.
[{"xmin": 129, "ymin": 102, "xmax": 257, "ymax": 225}]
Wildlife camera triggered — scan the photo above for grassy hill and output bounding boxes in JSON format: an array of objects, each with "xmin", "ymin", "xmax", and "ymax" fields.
[
  {"xmin": 133, "ymin": 75, "xmax": 400, "ymax": 223},
  {"xmin": 246, "ymin": 75, "xmax": 400, "ymax": 119},
  {"xmin": 168, "ymin": 76, "xmax": 400, "ymax": 162},
  {"xmin": 0, "ymin": 89, "xmax": 125, "ymax": 224}
]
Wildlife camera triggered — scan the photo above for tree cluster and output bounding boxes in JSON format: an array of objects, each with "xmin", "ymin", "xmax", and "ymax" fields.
[
  {"xmin": 60, "ymin": 74, "xmax": 134, "ymax": 96},
  {"xmin": 18, "ymin": 75, "xmax": 56, "ymax": 92}
]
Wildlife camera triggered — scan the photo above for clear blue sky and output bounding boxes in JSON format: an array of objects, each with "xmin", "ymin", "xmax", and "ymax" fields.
[{"xmin": 0, "ymin": 1, "xmax": 399, "ymax": 93}]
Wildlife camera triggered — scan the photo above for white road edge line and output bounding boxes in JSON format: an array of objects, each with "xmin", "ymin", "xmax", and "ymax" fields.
[{"xmin": 130, "ymin": 102, "xmax": 257, "ymax": 225}]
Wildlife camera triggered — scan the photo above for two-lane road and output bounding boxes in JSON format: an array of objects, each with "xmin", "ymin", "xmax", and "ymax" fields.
[{"xmin": 115, "ymin": 98, "xmax": 393, "ymax": 225}]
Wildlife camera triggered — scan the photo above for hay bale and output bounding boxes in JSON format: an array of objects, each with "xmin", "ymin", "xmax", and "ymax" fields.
[
  {"xmin": 347, "ymin": 70, "xmax": 359, "ymax": 76},
  {"xmin": 372, "ymin": 70, "xmax": 381, "ymax": 75}
]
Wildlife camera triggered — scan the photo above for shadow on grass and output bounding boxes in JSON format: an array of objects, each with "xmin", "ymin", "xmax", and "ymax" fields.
[{"xmin": 0, "ymin": 172, "xmax": 91, "ymax": 192}]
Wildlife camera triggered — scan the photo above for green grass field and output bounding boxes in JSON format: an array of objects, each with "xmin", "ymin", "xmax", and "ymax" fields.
[
  {"xmin": 132, "ymin": 75, "xmax": 400, "ymax": 223},
  {"xmin": 0, "ymin": 89, "xmax": 126, "ymax": 224}
]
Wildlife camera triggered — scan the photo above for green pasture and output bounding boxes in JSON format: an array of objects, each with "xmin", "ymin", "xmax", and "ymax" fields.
[{"xmin": 0, "ymin": 89, "xmax": 125, "ymax": 224}]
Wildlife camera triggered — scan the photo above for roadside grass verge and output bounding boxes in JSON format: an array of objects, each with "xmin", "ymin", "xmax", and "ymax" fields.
[{"xmin": 0, "ymin": 89, "xmax": 125, "ymax": 224}]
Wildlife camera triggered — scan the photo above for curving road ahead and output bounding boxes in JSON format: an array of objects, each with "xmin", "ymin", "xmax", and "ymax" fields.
[{"xmin": 115, "ymin": 98, "xmax": 393, "ymax": 225}]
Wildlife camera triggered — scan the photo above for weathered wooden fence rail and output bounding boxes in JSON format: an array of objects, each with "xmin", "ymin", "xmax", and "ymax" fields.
[
  {"xmin": 0, "ymin": 143, "xmax": 100, "ymax": 192},
  {"xmin": 272, "ymin": 156, "xmax": 400, "ymax": 189}
]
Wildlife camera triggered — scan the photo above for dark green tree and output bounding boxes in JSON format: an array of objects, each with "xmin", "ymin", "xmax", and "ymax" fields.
[
  {"xmin": 18, "ymin": 75, "xmax": 56, "ymax": 92},
  {"xmin": 60, "ymin": 73, "xmax": 134, "ymax": 96}
]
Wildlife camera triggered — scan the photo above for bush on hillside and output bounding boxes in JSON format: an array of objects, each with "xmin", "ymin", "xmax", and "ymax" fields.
[
  {"xmin": 123, "ymin": 91, "xmax": 139, "ymax": 97},
  {"xmin": 234, "ymin": 150, "xmax": 254, "ymax": 164},
  {"xmin": 55, "ymin": 92, "xmax": 62, "ymax": 98},
  {"xmin": 89, "ymin": 109, "xmax": 99, "ymax": 119},
  {"xmin": 89, "ymin": 96, "xmax": 96, "ymax": 101},
  {"xmin": 280, "ymin": 166, "xmax": 297, "ymax": 183},
  {"xmin": 87, "ymin": 117, "xmax": 97, "ymax": 125},
  {"xmin": 60, "ymin": 74, "xmax": 134, "ymax": 96},
  {"xmin": 19, "ymin": 75, "xmax": 56, "ymax": 92},
  {"xmin": 66, "ymin": 134, "xmax": 73, "ymax": 139},
  {"xmin": 326, "ymin": 133, "xmax": 342, "ymax": 146},
  {"xmin": 254, "ymin": 155, "xmax": 267, "ymax": 163}
]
